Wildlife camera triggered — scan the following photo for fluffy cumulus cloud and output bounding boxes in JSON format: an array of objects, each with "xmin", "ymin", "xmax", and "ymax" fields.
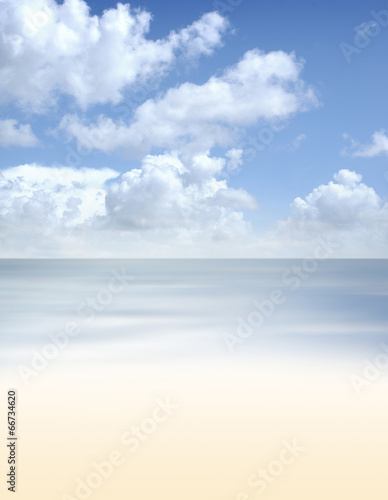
[
  {"xmin": 0, "ymin": 164, "xmax": 119, "ymax": 228},
  {"xmin": 0, "ymin": 0, "xmax": 228, "ymax": 109},
  {"xmin": 269, "ymin": 169, "xmax": 388, "ymax": 256},
  {"xmin": 0, "ymin": 2, "xmax": 322, "ymax": 256},
  {"xmin": 1, "ymin": 163, "xmax": 387, "ymax": 257},
  {"xmin": 289, "ymin": 169, "xmax": 383, "ymax": 225},
  {"xmin": 0, "ymin": 119, "xmax": 39, "ymax": 147},
  {"xmin": 0, "ymin": 152, "xmax": 258, "ymax": 256},
  {"xmin": 103, "ymin": 151, "xmax": 257, "ymax": 232},
  {"xmin": 59, "ymin": 49, "xmax": 319, "ymax": 155},
  {"xmin": 4, "ymin": 1, "xmax": 382, "ymax": 257}
]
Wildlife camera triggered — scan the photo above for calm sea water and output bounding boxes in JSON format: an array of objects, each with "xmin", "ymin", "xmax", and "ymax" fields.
[{"xmin": 1, "ymin": 259, "xmax": 387, "ymax": 366}]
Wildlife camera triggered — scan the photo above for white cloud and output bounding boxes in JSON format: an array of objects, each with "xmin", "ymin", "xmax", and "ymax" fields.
[
  {"xmin": 267, "ymin": 169, "xmax": 388, "ymax": 257},
  {"xmin": 225, "ymin": 148, "xmax": 243, "ymax": 172},
  {"xmin": 102, "ymin": 151, "xmax": 258, "ymax": 232},
  {"xmin": 289, "ymin": 169, "xmax": 383, "ymax": 225},
  {"xmin": 59, "ymin": 49, "xmax": 319, "ymax": 155},
  {"xmin": 0, "ymin": 119, "xmax": 39, "ymax": 147},
  {"xmin": 343, "ymin": 130, "xmax": 388, "ymax": 157},
  {"xmin": 0, "ymin": 0, "xmax": 228, "ymax": 110},
  {"xmin": 0, "ymin": 164, "xmax": 119, "ymax": 227},
  {"xmin": 0, "ymin": 152, "xmax": 258, "ymax": 256},
  {"xmin": 1, "ymin": 163, "xmax": 387, "ymax": 258}
]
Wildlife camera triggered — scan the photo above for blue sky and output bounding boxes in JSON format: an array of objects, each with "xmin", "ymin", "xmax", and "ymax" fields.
[{"xmin": 0, "ymin": 0, "xmax": 388, "ymax": 257}]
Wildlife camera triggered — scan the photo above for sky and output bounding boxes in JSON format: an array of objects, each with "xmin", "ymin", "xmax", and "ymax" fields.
[{"xmin": 0, "ymin": 0, "xmax": 388, "ymax": 257}]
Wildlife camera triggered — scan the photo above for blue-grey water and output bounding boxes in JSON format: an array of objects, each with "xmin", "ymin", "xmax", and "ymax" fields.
[{"xmin": 1, "ymin": 259, "xmax": 387, "ymax": 368}]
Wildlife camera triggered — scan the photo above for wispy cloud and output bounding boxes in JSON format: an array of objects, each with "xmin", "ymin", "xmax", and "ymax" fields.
[{"xmin": 342, "ymin": 130, "xmax": 388, "ymax": 157}]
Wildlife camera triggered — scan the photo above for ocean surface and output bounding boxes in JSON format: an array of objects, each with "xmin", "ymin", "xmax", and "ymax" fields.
[
  {"xmin": 1, "ymin": 259, "xmax": 387, "ymax": 500},
  {"xmin": 1, "ymin": 259, "xmax": 388, "ymax": 361}
]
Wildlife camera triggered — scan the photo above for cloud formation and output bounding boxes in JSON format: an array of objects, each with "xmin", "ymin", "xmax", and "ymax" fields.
[
  {"xmin": 0, "ymin": 119, "xmax": 39, "ymax": 147},
  {"xmin": 59, "ymin": 49, "xmax": 319, "ymax": 155},
  {"xmin": 289, "ymin": 169, "xmax": 383, "ymax": 225},
  {"xmin": 269, "ymin": 169, "xmax": 388, "ymax": 257},
  {"xmin": 103, "ymin": 151, "xmax": 258, "ymax": 232},
  {"xmin": 0, "ymin": 164, "xmax": 119, "ymax": 228},
  {"xmin": 0, "ymin": 152, "xmax": 258, "ymax": 256},
  {"xmin": 343, "ymin": 130, "xmax": 388, "ymax": 157},
  {"xmin": 0, "ymin": 0, "xmax": 228, "ymax": 110},
  {"xmin": 1, "ymin": 163, "xmax": 387, "ymax": 257},
  {"xmin": 2, "ymin": 1, "xmax": 382, "ymax": 258}
]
